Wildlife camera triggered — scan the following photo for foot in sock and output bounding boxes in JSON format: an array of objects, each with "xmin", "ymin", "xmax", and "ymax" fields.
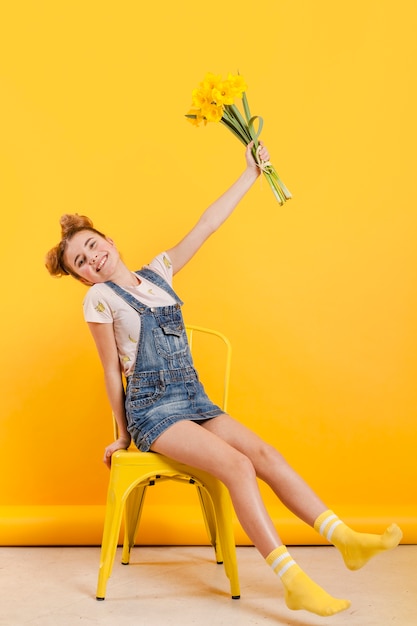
[
  {"xmin": 283, "ymin": 565, "xmax": 351, "ymax": 616},
  {"xmin": 333, "ymin": 523, "xmax": 403, "ymax": 570},
  {"xmin": 315, "ymin": 510, "xmax": 403, "ymax": 570},
  {"xmin": 266, "ymin": 546, "xmax": 350, "ymax": 617}
]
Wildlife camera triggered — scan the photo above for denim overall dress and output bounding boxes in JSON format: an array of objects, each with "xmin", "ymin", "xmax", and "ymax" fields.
[{"xmin": 106, "ymin": 267, "xmax": 223, "ymax": 452}]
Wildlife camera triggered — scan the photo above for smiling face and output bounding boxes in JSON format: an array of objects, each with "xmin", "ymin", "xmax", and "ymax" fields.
[{"xmin": 63, "ymin": 229, "xmax": 120, "ymax": 285}]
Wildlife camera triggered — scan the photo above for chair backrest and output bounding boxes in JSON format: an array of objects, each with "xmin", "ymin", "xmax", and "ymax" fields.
[
  {"xmin": 113, "ymin": 324, "xmax": 232, "ymax": 438},
  {"xmin": 185, "ymin": 324, "xmax": 232, "ymax": 413}
]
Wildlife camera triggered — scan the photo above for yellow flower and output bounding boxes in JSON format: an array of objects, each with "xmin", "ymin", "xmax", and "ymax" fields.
[
  {"xmin": 201, "ymin": 72, "xmax": 223, "ymax": 93},
  {"xmin": 202, "ymin": 102, "xmax": 223, "ymax": 123},
  {"xmin": 186, "ymin": 108, "xmax": 206, "ymax": 127},
  {"xmin": 191, "ymin": 88, "xmax": 211, "ymax": 109},
  {"xmin": 212, "ymin": 81, "xmax": 235, "ymax": 106},
  {"xmin": 227, "ymin": 73, "xmax": 247, "ymax": 97}
]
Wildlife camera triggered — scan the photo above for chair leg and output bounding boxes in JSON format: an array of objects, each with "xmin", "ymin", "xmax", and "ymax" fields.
[
  {"xmin": 196, "ymin": 485, "xmax": 224, "ymax": 564},
  {"xmin": 122, "ymin": 484, "xmax": 148, "ymax": 565},
  {"xmin": 204, "ymin": 480, "xmax": 241, "ymax": 599},
  {"xmin": 96, "ymin": 485, "xmax": 125, "ymax": 600}
]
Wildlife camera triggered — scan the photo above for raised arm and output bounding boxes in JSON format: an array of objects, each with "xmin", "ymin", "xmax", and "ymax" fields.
[
  {"xmin": 87, "ymin": 321, "xmax": 131, "ymax": 468},
  {"xmin": 167, "ymin": 141, "xmax": 269, "ymax": 274}
]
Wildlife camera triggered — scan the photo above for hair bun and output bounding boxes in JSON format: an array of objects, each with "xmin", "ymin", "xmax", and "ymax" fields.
[{"xmin": 59, "ymin": 213, "xmax": 94, "ymax": 238}]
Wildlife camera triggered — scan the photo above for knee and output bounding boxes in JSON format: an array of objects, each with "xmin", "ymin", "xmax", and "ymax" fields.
[
  {"xmin": 255, "ymin": 441, "xmax": 287, "ymax": 478},
  {"xmin": 223, "ymin": 450, "xmax": 257, "ymax": 485},
  {"xmin": 259, "ymin": 441, "xmax": 281, "ymax": 462}
]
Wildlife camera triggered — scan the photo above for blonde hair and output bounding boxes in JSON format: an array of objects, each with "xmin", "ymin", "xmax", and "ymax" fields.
[{"xmin": 45, "ymin": 214, "xmax": 106, "ymax": 280}]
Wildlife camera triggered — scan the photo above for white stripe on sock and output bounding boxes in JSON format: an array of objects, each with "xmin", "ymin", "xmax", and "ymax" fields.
[
  {"xmin": 277, "ymin": 559, "xmax": 297, "ymax": 578},
  {"xmin": 327, "ymin": 519, "xmax": 343, "ymax": 541},
  {"xmin": 270, "ymin": 551, "xmax": 291, "ymax": 571},
  {"xmin": 319, "ymin": 513, "xmax": 338, "ymax": 537}
]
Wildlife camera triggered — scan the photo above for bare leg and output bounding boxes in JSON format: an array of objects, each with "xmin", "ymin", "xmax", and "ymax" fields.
[
  {"xmin": 202, "ymin": 413, "xmax": 327, "ymax": 526},
  {"xmin": 151, "ymin": 418, "xmax": 282, "ymax": 557}
]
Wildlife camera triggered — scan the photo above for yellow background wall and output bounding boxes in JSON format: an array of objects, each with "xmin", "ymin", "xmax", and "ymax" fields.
[{"xmin": 1, "ymin": 1, "xmax": 416, "ymax": 545}]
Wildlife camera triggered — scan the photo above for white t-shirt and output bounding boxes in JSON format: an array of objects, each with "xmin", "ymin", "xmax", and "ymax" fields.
[{"xmin": 83, "ymin": 252, "xmax": 176, "ymax": 376}]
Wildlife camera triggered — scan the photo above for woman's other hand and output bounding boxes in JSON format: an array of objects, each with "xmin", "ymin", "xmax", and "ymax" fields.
[{"xmin": 103, "ymin": 435, "xmax": 131, "ymax": 469}]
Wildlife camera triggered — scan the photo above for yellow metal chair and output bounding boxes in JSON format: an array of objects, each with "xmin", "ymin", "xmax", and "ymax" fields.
[{"xmin": 96, "ymin": 325, "xmax": 240, "ymax": 601}]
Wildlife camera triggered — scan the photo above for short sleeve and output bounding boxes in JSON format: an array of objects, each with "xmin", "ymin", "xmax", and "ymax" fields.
[
  {"xmin": 83, "ymin": 286, "xmax": 114, "ymax": 323},
  {"xmin": 146, "ymin": 252, "xmax": 173, "ymax": 286}
]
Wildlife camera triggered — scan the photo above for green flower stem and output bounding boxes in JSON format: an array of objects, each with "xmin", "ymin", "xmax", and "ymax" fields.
[
  {"xmin": 222, "ymin": 108, "xmax": 251, "ymax": 144},
  {"xmin": 220, "ymin": 118, "xmax": 248, "ymax": 145},
  {"xmin": 263, "ymin": 167, "xmax": 292, "ymax": 204},
  {"xmin": 221, "ymin": 112, "xmax": 291, "ymax": 205},
  {"xmin": 242, "ymin": 92, "xmax": 252, "ymax": 125},
  {"xmin": 226, "ymin": 104, "xmax": 252, "ymax": 141}
]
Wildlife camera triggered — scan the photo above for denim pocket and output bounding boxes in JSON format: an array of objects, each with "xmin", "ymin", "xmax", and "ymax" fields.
[
  {"xmin": 153, "ymin": 322, "xmax": 189, "ymax": 359},
  {"xmin": 126, "ymin": 372, "xmax": 166, "ymax": 411}
]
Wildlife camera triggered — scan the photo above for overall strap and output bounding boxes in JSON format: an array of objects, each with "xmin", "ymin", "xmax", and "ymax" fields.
[
  {"xmin": 105, "ymin": 281, "xmax": 147, "ymax": 314},
  {"xmin": 135, "ymin": 267, "xmax": 183, "ymax": 305}
]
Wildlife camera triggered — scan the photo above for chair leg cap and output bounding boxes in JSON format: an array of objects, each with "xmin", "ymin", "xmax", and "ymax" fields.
[
  {"xmin": 232, "ymin": 595, "xmax": 240, "ymax": 600},
  {"xmin": 96, "ymin": 597, "xmax": 105, "ymax": 601}
]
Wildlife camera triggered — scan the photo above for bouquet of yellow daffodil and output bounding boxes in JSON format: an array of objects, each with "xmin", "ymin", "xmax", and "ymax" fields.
[{"xmin": 186, "ymin": 72, "xmax": 291, "ymax": 205}]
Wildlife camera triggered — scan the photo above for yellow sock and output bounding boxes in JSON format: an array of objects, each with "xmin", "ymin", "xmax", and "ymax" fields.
[
  {"xmin": 266, "ymin": 545, "xmax": 350, "ymax": 617},
  {"xmin": 314, "ymin": 510, "xmax": 403, "ymax": 570}
]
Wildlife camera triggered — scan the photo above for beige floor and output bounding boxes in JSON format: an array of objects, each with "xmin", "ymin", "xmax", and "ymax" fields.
[{"xmin": 0, "ymin": 545, "xmax": 415, "ymax": 626}]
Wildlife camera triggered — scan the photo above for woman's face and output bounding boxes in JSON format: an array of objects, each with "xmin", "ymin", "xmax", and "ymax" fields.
[{"xmin": 64, "ymin": 230, "xmax": 120, "ymax": 285}]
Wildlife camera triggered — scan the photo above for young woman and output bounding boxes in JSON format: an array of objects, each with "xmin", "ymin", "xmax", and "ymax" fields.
[{"xmin": 46, "ymin": 142, "xmax": 402, "ymax": 617}]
